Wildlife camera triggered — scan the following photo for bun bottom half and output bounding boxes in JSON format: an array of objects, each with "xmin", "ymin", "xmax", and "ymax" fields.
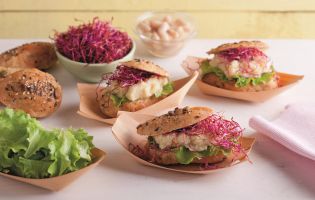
[
  {"xmin": 146, "ymin": 145, "xmax": 226, "ymax": 165},
  {"xmin": 97, "ymin": 91, "xmax": 165, "ymax": 118},
  {"xmin": 202, "ymin": 73, "xmax": 278, "ymax": 92}
]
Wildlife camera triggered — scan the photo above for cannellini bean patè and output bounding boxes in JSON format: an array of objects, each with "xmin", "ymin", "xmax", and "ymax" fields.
[
  {"xmin": 137, "ymin": 15, "xmax": 192, "ymax": 41},
  {"xmin": 136, "ymin": 13, "xmax": 194, "ymax": 57}
]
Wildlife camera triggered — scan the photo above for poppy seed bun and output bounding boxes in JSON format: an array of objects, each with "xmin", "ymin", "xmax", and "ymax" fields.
[
  {"xmin": 121, "ymin": 59, "xmax": 169, "ymax": 77},
  {"xmin": 137, "ymin": 107, "xmax": 213, "ymax": 136},
  {"xmin": 207, "ymin": 40, "xmax": 268, "ymax": 55},
  {"xmin": 0, "ymin": 68, "xmax": 62, "ymax": 118}
]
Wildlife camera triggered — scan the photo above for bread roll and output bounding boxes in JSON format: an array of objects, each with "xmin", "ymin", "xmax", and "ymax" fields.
[
  {"xmin": 137, "ymin": 107, "xmax": 213, "ymax": 136},
  {"xmin": 0, "ymin": 68, "xmax": 62, "ymax": 118}
]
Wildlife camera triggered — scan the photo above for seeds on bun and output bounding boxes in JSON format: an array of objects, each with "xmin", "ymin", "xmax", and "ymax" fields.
[
  {"xmin": 122, "ymin": 59, "xmax": 169, "ymax": 77},
  {"xmin": 0, "ymin": 68, "xmax": 62, "ymax": 118},
  {"xmin": 137, "ymin": 107, "xmax": 213, "ymax": 136}
]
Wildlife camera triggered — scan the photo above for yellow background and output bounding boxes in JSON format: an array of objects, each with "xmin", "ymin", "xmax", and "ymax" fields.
[{"xmin": 1, "ymin": 0, "xmax": 314, "ymax": 38}]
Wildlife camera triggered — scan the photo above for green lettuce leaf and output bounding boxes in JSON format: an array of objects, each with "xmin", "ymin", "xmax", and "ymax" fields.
[
  {"xmin": 110, "ymin": 94, "xmax": 129, "ymax": 107},
  {"xmin": 233, "ymin": 72, "xmax": 274, "ymax": 88},
  {"xmin": 0, "ymin": 108, "xmax": 94, "ymax": 179},
  {"xmin": 175, "ymin": 145, "xmax": 231, "ymax": 165},
  {"xmin": 200, "ymin": 60, "xmax": 228, "ymax": 81},
  {"xmin": 155, "ymin": 82, "xmax": 174, "ymax": 97},
  {"xmin": 18, "ymin": 157, "xmax": 52, "ymax": 178},
  {"xmin": 201, "ymin": 60, "xmax": 275, "ymax": 88}
]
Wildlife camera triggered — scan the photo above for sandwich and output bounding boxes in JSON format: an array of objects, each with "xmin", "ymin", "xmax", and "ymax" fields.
[
  {"xmin": 136, "ymin": 106, "xmax": 245, "ymax": 165},
  {"xmin": 97, "ymin": 59, "xmax": 174, "ymax": 117},
  {"xmin": 201, "ymin": 41, "xmax": 278, "ymax": 91}
]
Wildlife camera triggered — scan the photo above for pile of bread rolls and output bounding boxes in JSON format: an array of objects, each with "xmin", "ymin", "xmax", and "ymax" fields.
[{"xmin": 0, "ymin": 42, "xmax": 62, "ymax": 118}]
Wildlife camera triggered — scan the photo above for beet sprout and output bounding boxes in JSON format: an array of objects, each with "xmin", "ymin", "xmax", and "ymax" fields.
[
  {"xmin": 218, "ymin": 47, "xmax": 267, "ymax": 62},
  {"xmin": 54, "ymin": 17, "xmax": 132, "ymax": 64},
  {"xmin": 101, "ymin": 65, "xmax": 155, "ymax": 87},
  {"xmin": 173, "ymin": 114, "xmax": 244, "ymax": 151}
]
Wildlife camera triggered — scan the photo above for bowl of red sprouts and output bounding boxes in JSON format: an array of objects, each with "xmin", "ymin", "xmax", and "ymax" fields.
[{"xmin": 54, "ymin": 18, "xmax": 136, "ymax": 83}]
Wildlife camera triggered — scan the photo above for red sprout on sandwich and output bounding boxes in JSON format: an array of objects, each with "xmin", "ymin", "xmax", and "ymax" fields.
[
  {"xmin": 217, "ymin": 47, "xmax": 267, "ymax": 62},
  {"xmin": 54, "ymin": 17, "xmax": 132, "ymax": 64},
  {"xmin": 171, "ymin": 114, "xmax": 244, "ymax": 152},
  {"xmin": 101, "ymin": 65, "xmax": 156, "ymax": 87}
]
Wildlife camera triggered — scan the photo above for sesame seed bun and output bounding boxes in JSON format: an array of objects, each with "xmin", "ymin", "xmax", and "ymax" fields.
[{"xmin": 0, "ymin": 68, "xmax": 62, "ymax": 118}]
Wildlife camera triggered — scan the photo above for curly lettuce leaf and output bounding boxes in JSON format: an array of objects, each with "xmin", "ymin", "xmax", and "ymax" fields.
[
  {"xmin": 175, "ymin": 145, "xmax": 231, "ymax": 165},
  {"xmin": 155, "ymin": 82, "xmax": 174, "ymax": 97},
  {"xmin": 110, "ymin": 94, "xmax": 129, "ymax": 107},
  {"xmin": 201, "ymin": 60, "xmax": 275, "ymax": 88},
  {"xmin": 48, "ymin": 128, "xmax": 93, "ymax": 176},
  {"xmin": 0, "ymin": 108, "xmax": 94, "ymax": 179},
  {"xmin": 200, "ymin": 61, "xmax": 228, "ymax": 81},
  {"xmin": 233, "ymin": 72, "xmax": 274, "ymax": 88}
]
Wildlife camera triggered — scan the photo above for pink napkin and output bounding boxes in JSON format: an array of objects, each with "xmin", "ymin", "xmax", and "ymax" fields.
[{"xmin": 249, "ymin": 103, "xmax": 315, "ymax": 160}]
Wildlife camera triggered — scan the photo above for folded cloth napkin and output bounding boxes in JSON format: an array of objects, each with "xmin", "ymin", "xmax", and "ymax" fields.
[{"xmin": 249, "ymin": 103, "xmax": 315, "ymax": 160}]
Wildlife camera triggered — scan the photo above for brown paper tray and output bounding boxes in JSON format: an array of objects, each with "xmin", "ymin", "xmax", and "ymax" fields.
[
  {"xmin": 112, "ymin": 112, "xmax": 255, "ymax": 174},
  {"xmin": 77, "ymin": 72, "xmax": 198, "ymax": 125},
  {"xmin": 0, "ymin": 148, "xmax": 106, "ymax": 191},
  {"xmin": 182, "ymin": 56, "xmax": 304, "ymax": 102}
]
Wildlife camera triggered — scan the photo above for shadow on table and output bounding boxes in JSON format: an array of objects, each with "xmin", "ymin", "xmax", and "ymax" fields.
[
  {"xmin": 251, "ymin": 132, "xmax": 315, "ymax": 196},
  {"xmin": 100, "ymin": 148, "xmax": 231, "ymax": 181},
  {"xmin": 0, "ymin": 176, "xmax": 50, "ymax": 196},
  {"xmin": 42, "ymin": 103, "xmax": 110, "ymax": 129}
]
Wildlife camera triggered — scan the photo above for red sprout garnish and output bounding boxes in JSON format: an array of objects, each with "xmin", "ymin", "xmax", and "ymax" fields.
[
  {"xmin": 172, "ymin": 114, "xmax": 244, "ymax": 152},
  {"xmin": 101, "ymin": 65, "xmax": 155, "ymax": 87},
  {"xmin": 54, "ymin": 17, "xmax": 132, "ymax": 64},
  {"xmin": 218, "ymin": 47, "xmax": 267, "ymax": 62}
]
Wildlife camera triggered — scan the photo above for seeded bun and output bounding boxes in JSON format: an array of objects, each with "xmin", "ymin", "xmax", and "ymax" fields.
[
  {"xmin": 202, "ymin": 73, "xmax": 279, "ymax": 92},
  {"xmin": 97, "ymin": 88, "xmax": 166, "ymax": 118},
  {"xmin": 137, "ymin": 107, "xmax": 213, "ymax": 136},
  {"xmin": 147, "ymin": 146, "xmax": 226, "ymax": 165},
  {"xmin": 0, "ymin": 42, "xmax": 57, "ymax": 70},
  {"xmin": 0, "ymin": 66, "xmax": 22, "ymax": 78},
  {"xmin": 207, "ymin": 40, "xmax": 268, "ymax": 55},
  {"xmin": 122, "ymin": 59, "xmax": 169, "ymax": 77},
  {"xmin": 0, "ymin": 68, "xmax": 62, "ymax": 118}
]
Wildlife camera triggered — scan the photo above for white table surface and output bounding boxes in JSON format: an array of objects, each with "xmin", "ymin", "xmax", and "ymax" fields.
[{"xmin": 0, "ymin": 39, "xmax": 314, "ymax": 200}]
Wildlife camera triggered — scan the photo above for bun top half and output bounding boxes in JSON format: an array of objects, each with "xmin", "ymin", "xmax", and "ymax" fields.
[
  {"xmin": 137, "ymin": 107, "xmax": 213, "ymax": 136},
  {"xmin": 121, "ymin": 59, "xmax": 169, "ymax": 77},
  {"xmin": 207, "ymin": 40, "xmax": 268, "ymax": 55}
]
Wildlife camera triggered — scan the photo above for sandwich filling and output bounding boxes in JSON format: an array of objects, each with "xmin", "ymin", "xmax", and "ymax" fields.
[
  {"xmin": 202, "ymin": 47, "xmax": 276, "ymax": 88},
  {"xmin": 148, "ymin": 114, "xmax": 243, "ymax": 164},
  {"xmin": 101, "ymin": 65, "xmax": 173, "ymax": 107}
]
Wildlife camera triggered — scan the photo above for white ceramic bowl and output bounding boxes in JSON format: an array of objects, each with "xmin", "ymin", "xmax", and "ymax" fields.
[
  {"xmin": 56, "ymin": 40, "xmax": 136, "ymax": 83},
  {"xmin": 135, "ymin": 12, "xmax": 196, "ymax": 58}
]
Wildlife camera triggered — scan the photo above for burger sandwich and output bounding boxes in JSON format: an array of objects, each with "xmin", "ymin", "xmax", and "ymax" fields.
[
  {"xmin": 136, "ymin": 106, "xmax": 246, "ymax": 165},
  {"xmin": 97, "ymin": 59, "xmax": 173, "ymax": 117},
  {"xmin": 201, "ymin": 41, "xmax": 278, "ymax": 91}
]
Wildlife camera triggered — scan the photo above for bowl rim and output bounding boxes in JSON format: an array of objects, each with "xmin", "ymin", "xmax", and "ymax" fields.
[
  {"xmin": 55, "ymin": 39, "xmax": 136, "ymax": 67},
  {"xmin": 134, "ymin": 11, "xmax": 197, "ymax": 43}
]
